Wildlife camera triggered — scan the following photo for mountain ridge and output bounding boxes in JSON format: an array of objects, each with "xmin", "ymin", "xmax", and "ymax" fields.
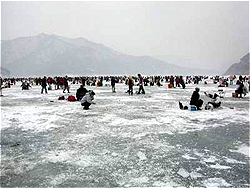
[
  {"xmin": 223, "ymin": 53, "xmax": 249, "ymax": 75},
  {"xmin": 1, "ymin": 33, "xmax": 222, "ymax": 77}
]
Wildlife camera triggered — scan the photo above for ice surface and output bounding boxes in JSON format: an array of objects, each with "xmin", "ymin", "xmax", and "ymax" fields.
[{"xmin": 1, "ymin": 79, "xmax": 249, "ymax": 187}]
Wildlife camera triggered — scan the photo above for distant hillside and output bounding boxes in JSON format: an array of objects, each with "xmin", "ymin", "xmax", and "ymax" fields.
[
  {"xmin": 1, "ymin": 33, "xmax": 220, "ymax": 77},
  {"xmin": 0, "ymin": 67, "xmax": 10, "ymax": 77},
  {"xmin": 224, "ymin": 53, "xmax": 249, "ymax": 75}
]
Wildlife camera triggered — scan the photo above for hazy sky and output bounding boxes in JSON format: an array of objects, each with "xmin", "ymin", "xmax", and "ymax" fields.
[{"xmin": 1, "ymin": 1, "xmax": 249, "ymax": 70}]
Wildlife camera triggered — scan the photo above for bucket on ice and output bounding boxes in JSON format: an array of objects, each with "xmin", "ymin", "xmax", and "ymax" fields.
[{"xmin": 190, "ymin": 105, "xmax": 197, "ymax": 111}]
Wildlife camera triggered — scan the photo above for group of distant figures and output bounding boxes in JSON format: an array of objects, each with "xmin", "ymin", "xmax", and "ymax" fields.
[{"xmin": 0, "ymin": 74, "xmax": 249, "ymax": 110}]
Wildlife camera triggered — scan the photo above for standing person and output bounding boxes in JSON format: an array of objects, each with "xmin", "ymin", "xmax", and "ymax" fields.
[
  {"xmin": 128, "ymin": 76, "xmax": 134, "ymax": 95},
  {"xmin": 63, "ymin": 75, "xmax": 70, "ymax": 93},
  {"xmin": 0, "ymin": 77, "xmax": 3, "ymax": 96},
  {"xmin": 170, "ymin": 75, "xmax": 175, "ymax": 88},
  {"xmin": 180, "ymin": 76, "xmax": 186, "ymax": 89},
  {"xmin": 190, "ymin": 87, "xmax": 203, "ymax": 110},
  {"xmin": 137, "ymin": 73, "xmax": 145, "ymax": 94},
  {"xmin": 55, "ymin": 77, "xmax": 59, "ymax": 90},
  {"xmin": 100, "ymin": 76, "xmax": 103, "ymax": 87},
  {"xmin": 175, "ymin": 76, "xmax": 181, "ymax": 87},
  {"xmin": 111, "ymin": 76, "xmax": 116, "ymax": 93},
  {"xmin": 81, "ymin": 77, "xmax": 86, "ymax": 86},
  {"xmin": 235, "ymin": 75, "xmax": 244, "ymax": 98},
  {"xmin": 59, "ymin": 77, "xmax": 64, "ymax": 89},
  {"xmin": 81, "ymin": 90, "xmax": 96, "ymax": 110},
  {"xmin": 41, "ymin": 76, "xmax": 47, "ymax": 94},
  {"xmin": 229, "ymin": 75, "xmax": 234, "ymax": 85}
]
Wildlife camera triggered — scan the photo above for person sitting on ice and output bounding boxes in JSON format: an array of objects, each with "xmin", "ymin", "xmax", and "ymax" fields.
[
  {"xmin": 190, "ymin": 87, "xmax": 203, "ymax": 110},
  {"xmin": 81, "ymin": 90, "xmax": 96, "ymax": 110},
  {"xmin": 204, "ymin": 92, "xmax": 218, "ymax": 99},
  {"xmin": 76, "ymin": 85, "xmax": 88, "ymax": 101},
  {"xmin": 204, "ymin": 92, "xmax": 221, "ymax": 110}
]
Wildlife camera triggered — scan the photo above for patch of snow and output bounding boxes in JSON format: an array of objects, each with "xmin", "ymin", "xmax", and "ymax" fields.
[
  {"xmin": 189, "ymin": 171, "xmax": 204, "ymax": 179},
  {"xmin": 203, "ymin": 178, "xmax": 232, "ymax": 187},
  {"xmin": 203, "ymin": 156, "xmax": 218, "ymax": 163},
  {"xmin": 209, "ymin": 163, "xmax": 232, "ymax": 169},
  {"xmin": 182, "ymin": 154, "xmax": 197, "ymax": 160},
  {"xmin": 229, "ymin": 144, "xmax": 250, "ymax": 157},
  {"xmin": 152, "ymin": 180, "xmax": 179, "ymax": 187},
  {"xmin": 223, "ymin": 157, "xmax": 247, "ymax": 164},
  {"xmin": 41, "ymin": 151, "xmax": 73, "ymax": 163},
  {"xmin": 177, "ymin": 168, "xmax": 190, "ymax": 178},
  {"xmin": 137, "ymin": 151, "xmax": 147, "ymax": 161},
  {"xmin": 129, "ymin": 176, "xmax": 149, "ymax": 184}
]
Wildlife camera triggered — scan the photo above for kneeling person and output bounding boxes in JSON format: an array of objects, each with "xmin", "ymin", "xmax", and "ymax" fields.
[{"xmin": 81, "ymin": 90, "xmax": 95, "ymax": 110}]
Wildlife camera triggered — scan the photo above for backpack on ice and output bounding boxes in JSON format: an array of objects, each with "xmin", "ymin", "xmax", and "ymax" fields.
[
  {"xmin": 58, "ymin": 96, "xmax": 65, "ymax": 100},
  {"xmin": 67, "ymin": 95, "xmax": 76, "ymax": 101}
]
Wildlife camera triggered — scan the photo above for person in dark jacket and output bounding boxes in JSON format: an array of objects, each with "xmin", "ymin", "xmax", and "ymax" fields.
[
  {"xmin": 235, "ymin": 76, "xmax": 245, "ymax": 98},
  {"xmin": 137, "ymin": 73, "xmax": 145, "ymax": 94},
  {"xmin": 0, "ymin": 77, "xmax": 3, "ymax": 96},
  {"xmin": 180, "ymin": 76, "xmax": 186, "ymax": 89},
  {"xmin": 76, "ymin": 85, "xmax": 88, "ymax": 101},
  {"xmin": 63, "ymin": 75, "xmax": 70, "ymax": 93},
  {"xmin": 190, "ymin": 87, "xmax": 203, "ymax": 110},
  {"xmin": 111, "ymin": 76, "xmax": 116, "ymax": 93},
  {"xmin": 170, "ymin": 75, "xmax": 175, "ymax": 88},
  {"xmin": 21, "ymin": 81, "xmax": 31, "ymax": 90},
  {"xmin": 41, "ymin": 76, "xmax": 47, "ymax": 94}
]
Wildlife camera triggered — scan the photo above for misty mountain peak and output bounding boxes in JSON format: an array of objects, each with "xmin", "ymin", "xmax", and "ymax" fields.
[{"xmin": 1, "ymin": 34, "xmax": 223, "ymax": 77}]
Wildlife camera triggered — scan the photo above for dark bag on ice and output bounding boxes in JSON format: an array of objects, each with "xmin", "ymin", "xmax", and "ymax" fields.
[{"xmin": 58, "ymin": 96, "xmax": 65, "ymax": 100}]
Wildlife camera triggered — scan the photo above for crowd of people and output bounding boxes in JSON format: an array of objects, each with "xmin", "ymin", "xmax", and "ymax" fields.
[{"xmin": 0, "ymin": 74, "xmax": 249, "ymax": 110}]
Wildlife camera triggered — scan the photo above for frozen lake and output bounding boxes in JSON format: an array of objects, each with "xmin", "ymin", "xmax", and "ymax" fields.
[{"xmin": 1, "ymin": 79, "xmax": 249, "ymax": 187}]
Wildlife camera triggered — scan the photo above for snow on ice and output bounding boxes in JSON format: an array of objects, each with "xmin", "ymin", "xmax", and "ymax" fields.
[{"xmin": 1, "ymin": 78, "xmax": 249, "ymax": 187}]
